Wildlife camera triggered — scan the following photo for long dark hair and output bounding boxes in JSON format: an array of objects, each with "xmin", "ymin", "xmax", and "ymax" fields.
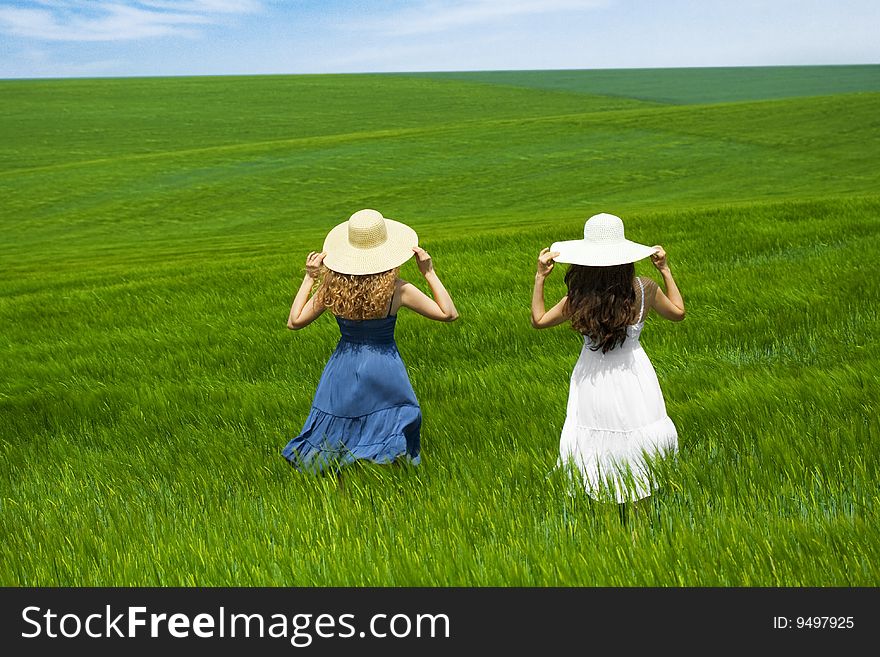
[{"xmin": 564, "ymin": 263, "xmax": 636, "ymax": 353}]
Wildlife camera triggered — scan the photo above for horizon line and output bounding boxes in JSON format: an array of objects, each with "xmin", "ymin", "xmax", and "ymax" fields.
[{"xmin": 2, "ymin": 61, "xmax": 879, "ymax": 83}]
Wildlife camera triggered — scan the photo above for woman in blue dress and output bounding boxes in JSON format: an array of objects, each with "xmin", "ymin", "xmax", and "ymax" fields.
[{"xmin": 282, "ymin": 209, "xmax": 458, "ymax": 472}]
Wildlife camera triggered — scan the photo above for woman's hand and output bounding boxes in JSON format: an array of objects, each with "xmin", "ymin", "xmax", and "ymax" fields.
[
  {"xmin": 305, "ymin": 251, "xmax": 326, "ymax": 279},
  {"xmin": 650, "ymin": 246, "xmax": 669, "ymax": 272},
  {"xmin": 413, "ymin": 246, "xmax": 434, "ymax": 277},
  {"xmin": 536, "ymin": 248, "xmax": 560, "ymax": 279}
]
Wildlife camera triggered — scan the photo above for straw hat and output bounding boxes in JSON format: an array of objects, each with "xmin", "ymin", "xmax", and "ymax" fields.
[
  {"xmin": 551, "ymin": 213, "xmax": 657, "ymax": 267},
  {"xmin": 322, "ymin": 209, "xmax": 418, "ymax": 275}
]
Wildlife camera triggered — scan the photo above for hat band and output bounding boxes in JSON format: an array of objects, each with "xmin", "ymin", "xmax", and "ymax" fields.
[{"xmin": 584, "ymin": 238, "xmax": 629, "ymax": 246}]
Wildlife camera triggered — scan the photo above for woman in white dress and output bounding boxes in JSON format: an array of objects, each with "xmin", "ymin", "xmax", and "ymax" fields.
[{"xmin": 531, "ymin": 213, "xmax": 686, "ymax": 505}]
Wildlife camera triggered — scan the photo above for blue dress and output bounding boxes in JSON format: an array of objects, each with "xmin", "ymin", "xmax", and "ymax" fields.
[{"xmin": 282, "ymin": 313, "xmax": 422, "ymax": 472}]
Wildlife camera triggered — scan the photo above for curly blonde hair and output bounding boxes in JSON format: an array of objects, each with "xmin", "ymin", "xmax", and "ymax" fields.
[{"xmin": 315, "ymin": 266, "xmax": 399, "ymax": 320}]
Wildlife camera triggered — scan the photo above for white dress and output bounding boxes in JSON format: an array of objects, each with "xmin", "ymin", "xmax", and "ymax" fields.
[{"xmin": 559, "ymin": 277, "xmax": 678, "ymax": 503}]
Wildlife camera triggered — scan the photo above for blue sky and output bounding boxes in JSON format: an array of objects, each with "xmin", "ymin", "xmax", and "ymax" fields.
[{"xmin": 1, "ymin": 1, "xmax": 878, "ymax": 78}]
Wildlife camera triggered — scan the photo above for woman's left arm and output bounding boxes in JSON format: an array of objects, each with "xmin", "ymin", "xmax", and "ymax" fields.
[{"xmin": 287, "ymin": 251, "xmax": 326, "ymax": 330}]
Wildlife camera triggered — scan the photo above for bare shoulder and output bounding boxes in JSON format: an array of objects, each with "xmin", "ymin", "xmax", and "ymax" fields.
[
  {"xmin": 637, "ymin": 275, "xmax": 658, "ymax": 292},
  {"xmin": 637, "ymin": 276, "xmax": 659, "ymax": 305},
  {"xmin": 396, "ymin": 279, "xmax": 424, "ymax": 306},
  {"xmin": 390, "ymin": 278, "xmax": 408, "ymax": 312}
]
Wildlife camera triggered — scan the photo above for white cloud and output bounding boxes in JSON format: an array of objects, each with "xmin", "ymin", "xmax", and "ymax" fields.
[
  {"xmin": 324, "ymin": 30, "xmax": 510, "ymax": 71},
  {"xmin": 0, "ymin": 0, "xmax": 261, "ymax": 41},
  {"xmin": 0, "ymin": 43, "xmax": 124, "ymax": 76},
  {"xmin": 137, "ymin": 1, "xmax": 261, "ymax": 13},
  {"xmin": 351, "ymin": 0, "xmax": 609, "ymax": 36}
]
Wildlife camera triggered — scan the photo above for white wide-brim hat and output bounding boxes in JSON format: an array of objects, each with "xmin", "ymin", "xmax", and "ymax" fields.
[
  {"xmin": 551, "ymin": 212, "xmax": 657, "ymax": 267},
  {"xmin": 322, "ymin": 209, "xmax": 418, "ymax": 275}
]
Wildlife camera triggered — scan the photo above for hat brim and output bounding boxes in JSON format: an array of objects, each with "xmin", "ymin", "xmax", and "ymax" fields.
[
  {"xmin": 322, "ymin": 218, "xmax": 418, "ymax": 275},
  {"xmin": 550, "ymin": 239, "xmax": 657, "ymax": 267}
]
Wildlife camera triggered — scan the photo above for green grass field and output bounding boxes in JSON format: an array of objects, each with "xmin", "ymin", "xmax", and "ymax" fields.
[{"xmin": 1, "ymin": 66, "xmax": 878, "ymax": 586}]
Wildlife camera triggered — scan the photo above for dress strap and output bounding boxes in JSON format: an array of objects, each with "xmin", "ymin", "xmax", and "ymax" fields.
[
  {"xmin": 386, "ymin": 288, "xmax": 395, "ymax": 318},
  {"xmin": 636, "ymin": 277, "xmax": 645, "ymax": 323}
]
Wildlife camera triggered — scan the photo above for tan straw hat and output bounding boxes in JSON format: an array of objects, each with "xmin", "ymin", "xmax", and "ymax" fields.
[
  {"xmin": 551, "ymin": 213, "xmax": 657, "ymax": 267},
  {"xmin": 322, "ymin": 209, "xmax": 418, "ymax": 275}
]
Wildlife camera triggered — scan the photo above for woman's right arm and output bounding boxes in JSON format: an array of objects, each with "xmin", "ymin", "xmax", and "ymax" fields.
[
  {"xmin": 650, "ymin": 246, "xmax": 686, "ymax": 322},
  {"xmin": 286, "ymin": 251, "xmax": 326, "ymax": 330},
  {"xmin": 531, "ymin": 248, "xmax": 569, "ymax": 329},
  {"xmin": 399, "ymin": 246, "xmax": 459, "ymax": 322}
]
